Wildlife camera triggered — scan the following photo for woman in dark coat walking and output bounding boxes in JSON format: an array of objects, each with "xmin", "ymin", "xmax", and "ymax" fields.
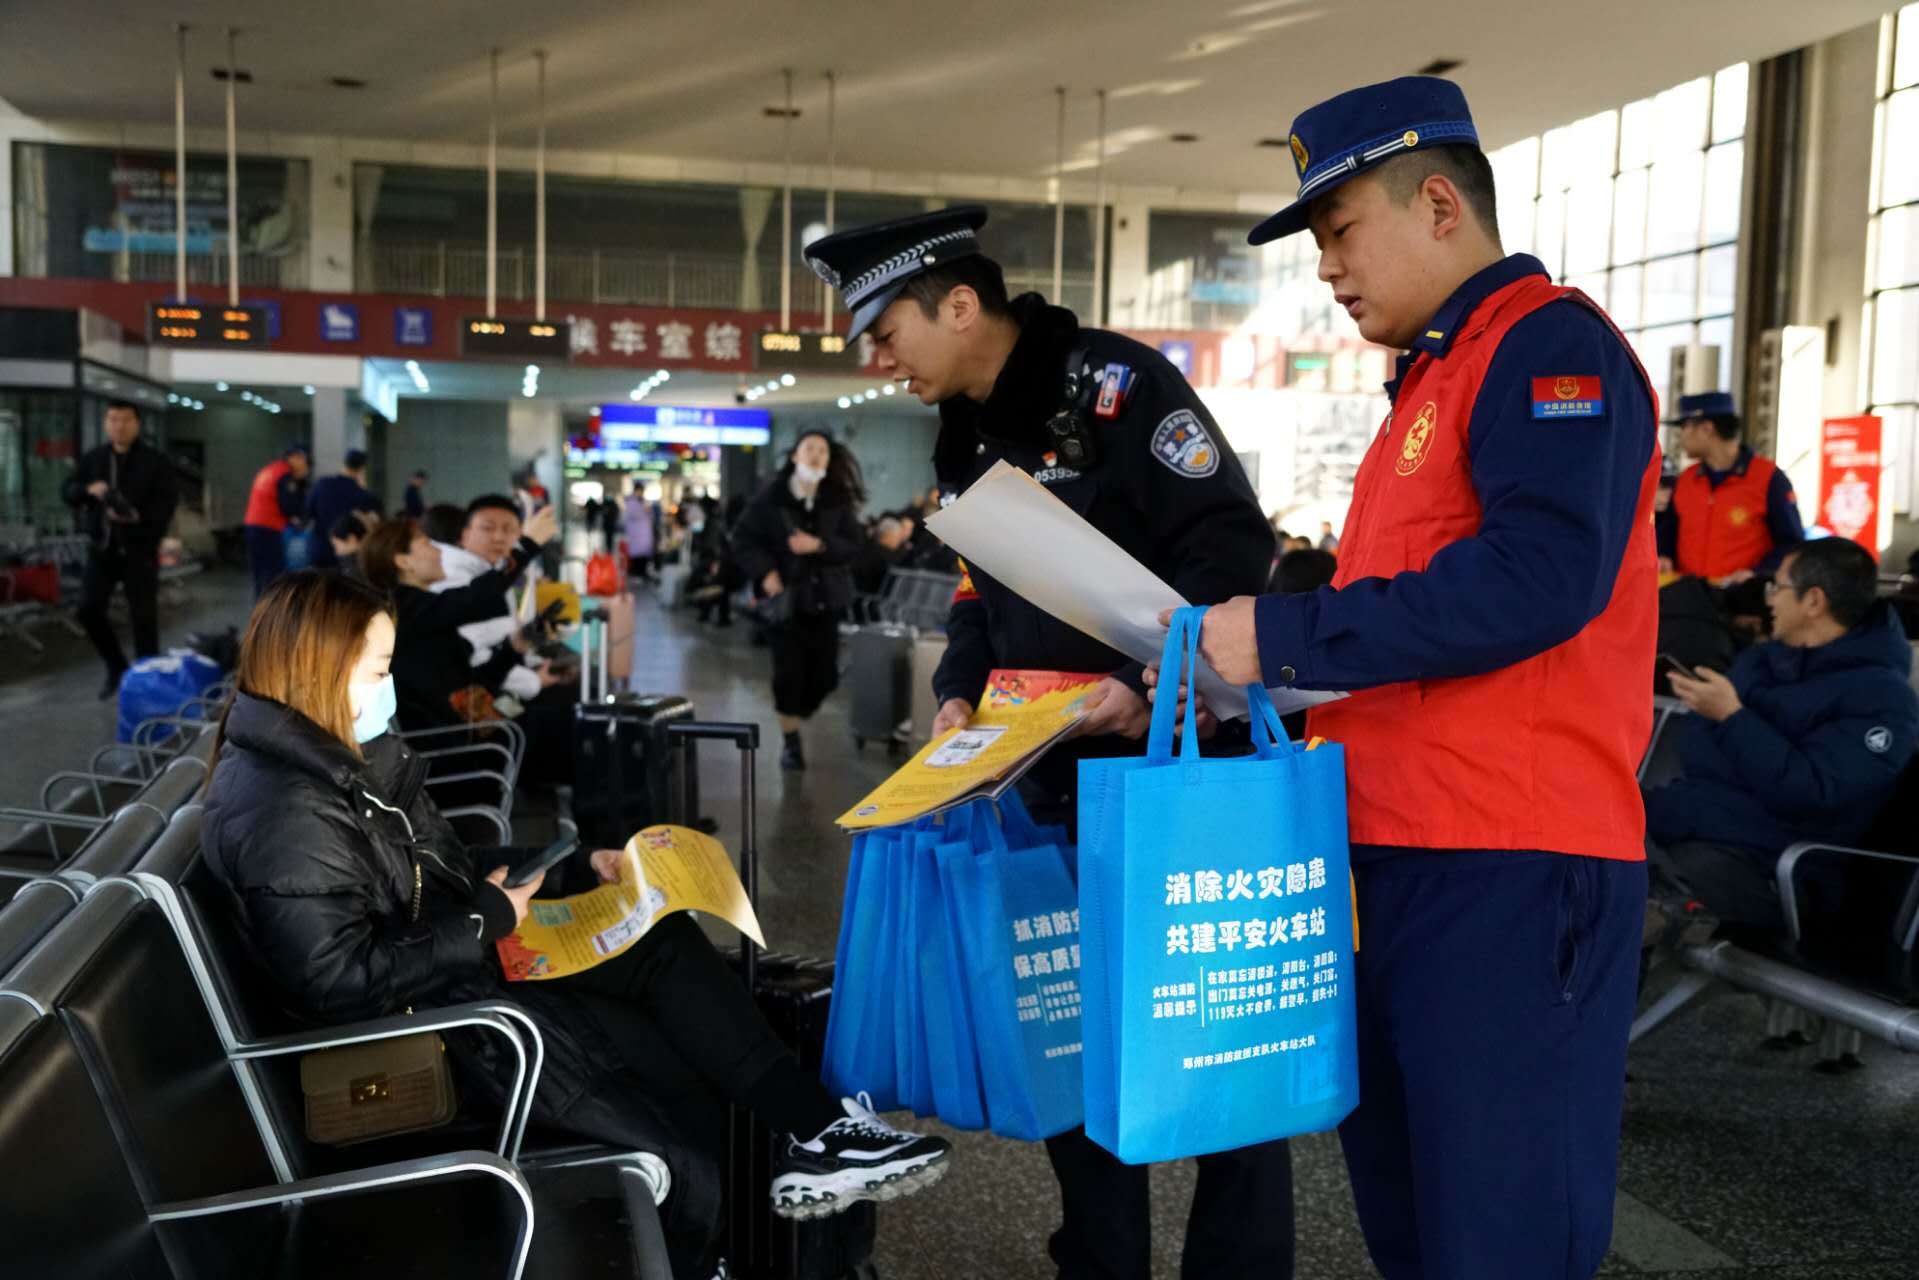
[
  {"xmin": 199, "ymin": 572, "xmax": 949, "ymax": 1278},
  {"xmin": 730, "ymin": 430, "xmax": 866, "ymax": 770}
]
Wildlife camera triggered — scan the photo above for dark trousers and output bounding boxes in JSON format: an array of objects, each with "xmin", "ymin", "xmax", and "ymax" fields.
[
  {"xmin": 1339, "ymin": 848, "xmax": 1646, "ymax": 1280},
  {"xmin": 1044, "ymin": 1128, "xmax": 1294, "ymax": 1279},
  {"xmin": 244, "ymin": 525, "xmax": 284, "ymax": 598},
  {"xmin": 1649, "ymin": 838, "xmax": 1786, "ymax": 932},
  {"xmin": 77, "ymin": 541, "xmax": 160, "ymax": 677},
  {"xmin": 556, "ymin": 912, "xmax": 818, "ymax": 1129},
  {"xmin": 769, "ymin": 612, "xmax": 840, "ymax": 720}
]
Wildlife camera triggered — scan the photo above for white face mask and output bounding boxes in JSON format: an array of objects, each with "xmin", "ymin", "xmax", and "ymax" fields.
[
  {"xmin": 349, "ymin": 674, "xmax": 397, "ymax": 744},
  {"xmin": 792, "ymin": 461, "xmax": 826, "ymax": 487}
]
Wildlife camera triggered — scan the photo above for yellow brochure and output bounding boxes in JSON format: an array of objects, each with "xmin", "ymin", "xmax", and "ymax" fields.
[
  {"xmin": 496, "ymin": 824, "xmax": 765, "ymax": 981},
  {"xmin": 836, "ymin": 670, "xmax": 1103, "ymax": 830}
]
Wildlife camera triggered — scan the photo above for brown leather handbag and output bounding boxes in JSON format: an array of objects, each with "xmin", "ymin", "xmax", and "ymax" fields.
[{"xmin": 300, "ymin": 862, "xmax": 458, "ymax": 1145}]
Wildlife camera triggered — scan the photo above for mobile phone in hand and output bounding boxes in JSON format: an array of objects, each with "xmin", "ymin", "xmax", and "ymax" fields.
[
  {"xmin": 1658, "ymin": 653, "xmax": 1696, "ymax": 681},
  {"xmin": 505, "ymin": 835, "xmax": 579, "ymax": 888}
]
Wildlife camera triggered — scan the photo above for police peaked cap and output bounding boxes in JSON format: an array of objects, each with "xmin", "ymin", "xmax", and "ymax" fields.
[{"xmin": 803, "ymin": 205, "xmax": 990, "ymax": 340}]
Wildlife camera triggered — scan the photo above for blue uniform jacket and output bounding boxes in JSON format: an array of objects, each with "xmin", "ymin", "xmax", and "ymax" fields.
[
  {"xmin": 1254, "ymin": 254, "xmax": 1657, "ymax": 690},
  {"xmin": 1643, "ymin": 602, "xmax": 1918, "ymax": 855}
]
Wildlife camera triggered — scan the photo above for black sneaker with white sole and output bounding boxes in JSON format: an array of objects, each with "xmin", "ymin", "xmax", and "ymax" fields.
[{"xmin": 770, "ymin": 1092, "xmax": 952, "ymax": 1221}]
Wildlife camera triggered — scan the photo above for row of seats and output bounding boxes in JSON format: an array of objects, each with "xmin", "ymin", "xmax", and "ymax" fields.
[{"xmin": 0, "ymin": 683, "xmax": 675, "ymax": 1275}]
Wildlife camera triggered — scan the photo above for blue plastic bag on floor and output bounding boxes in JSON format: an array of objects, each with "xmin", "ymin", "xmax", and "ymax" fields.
[
  {"xmin": 282, "ymin": 525, "xmax": 313, "ymax": 572},
  {"xmin": 1079, "ymin": 607, "xmax": 1359, "ymax": 1164},
  {"xmin": 941, "ymin": 796, "xmax": 1085, "ymax": 1142},
  {"xmin": 116, "ymin": 651, "xmax": 222, "ymax": 744}
]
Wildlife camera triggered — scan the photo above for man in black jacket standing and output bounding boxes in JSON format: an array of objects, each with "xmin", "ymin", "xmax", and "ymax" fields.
[
  {"xmin": 64, "ymin": 400, "xmax": 178, "ymax": 698},
  {"xmin": 806, "ymin": 208, "xmax": 1287, "ymax": 1280}
]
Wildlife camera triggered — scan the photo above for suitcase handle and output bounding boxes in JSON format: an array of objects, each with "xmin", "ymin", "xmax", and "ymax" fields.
[
  {"xmin": 665, "ymin": 721, "xmax": 760, "ymax": 749},
  {"xmin": 668, "ymin": 721, "xmax": 760, "ymax": 989}
]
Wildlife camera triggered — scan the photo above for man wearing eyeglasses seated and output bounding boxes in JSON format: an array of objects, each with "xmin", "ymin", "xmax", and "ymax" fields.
[{"xmin": 1645, "ymin": 536, "xmax": 1917, "ymax": 937}]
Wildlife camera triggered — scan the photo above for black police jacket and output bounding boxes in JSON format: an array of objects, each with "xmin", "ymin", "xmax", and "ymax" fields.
[
  {"xmin": 931, "ymin": 295, "xmax": 1274, "ymax": 708},
  {"xmin": 63, "ymin": 438, "xmax": 178, "ymax": 547},
  {"xmin": 200, "ymin": 692, "xmax": 725, "ymax": 1237}
]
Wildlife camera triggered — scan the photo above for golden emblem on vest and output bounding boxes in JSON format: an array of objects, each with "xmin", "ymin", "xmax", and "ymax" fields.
[
  {"xmin": 1554, "ymin": 376, "xmax": 1581, "ymax": 400},
  {"xmin": 1290, "ymin": 133, "xmax": 1309, "ymax": 175},
  {"xmin": 1395, "ymin": 401, "xmax": 1438, "ymax": 477},
  {"xmin": 1728, "ymin": 506, "xmax": 1750, "ymax": 526}
]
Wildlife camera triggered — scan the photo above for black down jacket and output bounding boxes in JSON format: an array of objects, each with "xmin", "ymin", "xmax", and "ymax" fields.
[{"xmin": 199, "ymin": 692, "xmax": 724, "ymax": 1258}]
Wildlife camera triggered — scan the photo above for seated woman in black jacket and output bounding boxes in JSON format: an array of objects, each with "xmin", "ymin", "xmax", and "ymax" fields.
[{"xmin": 200, "ymin": 572, "xmax": 950, "ymax": 1278}]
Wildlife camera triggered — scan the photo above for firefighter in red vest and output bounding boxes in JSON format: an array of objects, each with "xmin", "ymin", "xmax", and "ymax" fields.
[
  {"xmin": 1663, "ymin": 390, "xmax": 1804, "ymax": 586},
  {"xmin": 1156, "ymin": 77, "xmax": 1660, "ymax": 1280}
]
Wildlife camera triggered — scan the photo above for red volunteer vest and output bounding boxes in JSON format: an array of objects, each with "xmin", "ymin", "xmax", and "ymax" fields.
[
  {"xmin": 1305, "ymin": 276, "xmax": 1661, "ymax": 861},
  {"xmin": 243, "ymin": 460, "xmax": 291, "ymax": 531},
  {"xmin": 1672, "ymin": 454, "xmax": 1779, "ymax": 580}
]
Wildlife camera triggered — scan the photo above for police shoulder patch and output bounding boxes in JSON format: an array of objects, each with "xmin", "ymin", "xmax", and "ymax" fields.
[{"xmin": 1150, "ymin": 409, "xmax": 1219, "ymax": 479}]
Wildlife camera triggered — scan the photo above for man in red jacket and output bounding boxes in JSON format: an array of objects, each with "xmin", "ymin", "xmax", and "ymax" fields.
[
  {"xmin": 1163, "ymin": 77, "xmax": 1660, "ymax": 1280},
  {"xmin": 241, "ymin": 445, "xmax": 311, "ymax": 597}
]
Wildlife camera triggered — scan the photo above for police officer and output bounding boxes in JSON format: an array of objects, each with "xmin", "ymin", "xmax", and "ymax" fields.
[
  {"xmin": 805, "ymin": 207, "xmax": 1288, "ymax": 1280},
  {"xmin": 1163, "ymin": 78, "xmax": 1660, "ymax": 1279},
  {"xmin": 63, "ymin": 399, "xmax": 178, "ymax": 699},
  {"xmin": 1663, "ymin": 390, "xmax": 1804, "ymax": 589}
]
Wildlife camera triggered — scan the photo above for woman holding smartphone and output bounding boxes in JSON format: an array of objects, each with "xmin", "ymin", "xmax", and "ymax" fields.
[{"xmin": 200, "ymin": 571, "xmax": 951, "ymax": 1277}]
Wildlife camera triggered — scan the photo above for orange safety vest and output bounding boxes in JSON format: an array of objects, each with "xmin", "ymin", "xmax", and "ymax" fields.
[
  {"xmin": 1671, "ymin": 453, "xmax": 1779, "ymax": 580},
  {"xmin": 1305, "ymin": 276, "xmax": 1660, "ymax": 861},
  {"xmin": 243, "ymin": 459, "xmax": 292, "ymax": 531}
]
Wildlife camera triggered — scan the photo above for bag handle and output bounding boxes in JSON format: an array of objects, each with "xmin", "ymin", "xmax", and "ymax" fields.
[
  {"xmin": 993, "ymin": 788, "xmax": 1045, "ymax": 848},
  {"xmin": 1146, "ymin": 607, "xmax": 1207, "ymax": 764},
  {"xmin": 1244, "ymin": 684, "xmax": 1303, "ymax": 758}
]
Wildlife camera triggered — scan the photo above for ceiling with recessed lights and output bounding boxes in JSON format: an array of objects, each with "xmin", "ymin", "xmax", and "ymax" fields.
[{"xmin": 0, "ymin": 0, "xmax": 1896, "ymax": 194}]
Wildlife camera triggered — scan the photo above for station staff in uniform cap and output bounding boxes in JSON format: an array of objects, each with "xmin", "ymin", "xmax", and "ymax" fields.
[
  {"xmin": 806, "ymin": 208, "xmax": 1287, "ymax": 1279},
  {"xmin": 1161, "ymin": 77, "xmax": 1662, "ymax": 1279},
  {"xmin": 1663, "ymin": 389, "xmax": 1804, "ymax": 586}
]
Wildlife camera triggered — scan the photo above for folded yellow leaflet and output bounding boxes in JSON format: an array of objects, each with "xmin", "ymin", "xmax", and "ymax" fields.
[
  {"xmin": 836, "ymin": 670, "xmax": 1104, "ymax": 829},
  {"xmin": 497, "ymin": 824, "xmax": 764, "ymax": 981}
]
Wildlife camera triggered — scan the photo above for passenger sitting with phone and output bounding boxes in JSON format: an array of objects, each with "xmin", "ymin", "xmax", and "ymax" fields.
[
  {"xmin": 199, "ymin": 571, "xmax": 953, "ymax": 1279},
  {"xmin": 360, "ymin": 513, "xmax": 586, "ymax": 792},
  {"xmin": 1642, "ymin": 538, "xmax": 1918, "ymax": 939}
]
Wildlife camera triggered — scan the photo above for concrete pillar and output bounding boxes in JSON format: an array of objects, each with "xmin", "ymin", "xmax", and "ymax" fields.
[
  {"xmin": 1105, "ymin": 202, "xmax": 1151, "ymax": 329},
  {"xmin": 1791, "ymin": 25, "xmax": 1878, "ymax": 426},
  {"xmin": 310, "ymin": 142, "xmax": 356, "ymax": 292},
  {"xmin": 311, "ymin": 386, "xmax": 349, "ymax": 475}
]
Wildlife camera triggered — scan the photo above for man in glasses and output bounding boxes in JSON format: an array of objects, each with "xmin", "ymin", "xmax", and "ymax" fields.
[{"xmin": 1647, "ymin": 536, "xmax": 1917, "ymax": 934}]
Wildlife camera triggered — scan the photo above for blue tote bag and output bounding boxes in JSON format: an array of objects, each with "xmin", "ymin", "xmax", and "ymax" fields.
[
  {"xmin": 894, "ymin": 826, "xmax": 940, "ymax": 1117},
  {"xmin": 822, "ymin": 826, "xmax": 905, "ymax": 1108},
  {"xmin": 941, "ymin": 799, "xmax": 1085, "ymax": 1141},
  {"xmin": 921, "ymin": 811, "xmax": 990, "ymax": 1130},
  {"xmin": 1080, "ymin": 607, "xmax": 1359, "ymax": 1165}
]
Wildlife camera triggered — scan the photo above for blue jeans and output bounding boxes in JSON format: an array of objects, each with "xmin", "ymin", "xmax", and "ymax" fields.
[{"xmin": 1338, "ymin": 848, "xmax": 1647, "ymax": 1280}]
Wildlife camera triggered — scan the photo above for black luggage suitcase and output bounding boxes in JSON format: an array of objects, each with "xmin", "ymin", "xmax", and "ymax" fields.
[
  {"xmin": 666, "ymin": 723, "xmax": 880, "ymax": 1280},
  {"xmin": 572, "ymin": 606, "xmax": 700, "ymax": 850}
]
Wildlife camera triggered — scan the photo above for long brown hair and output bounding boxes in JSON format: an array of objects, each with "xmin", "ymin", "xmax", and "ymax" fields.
[
  {"xmin": 360, "ymin": 518, "xmax": 419, "ymax": 594},
  {"xmin": 215, "ymin": 569, "xmax": 394, "ymax": 762}
]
